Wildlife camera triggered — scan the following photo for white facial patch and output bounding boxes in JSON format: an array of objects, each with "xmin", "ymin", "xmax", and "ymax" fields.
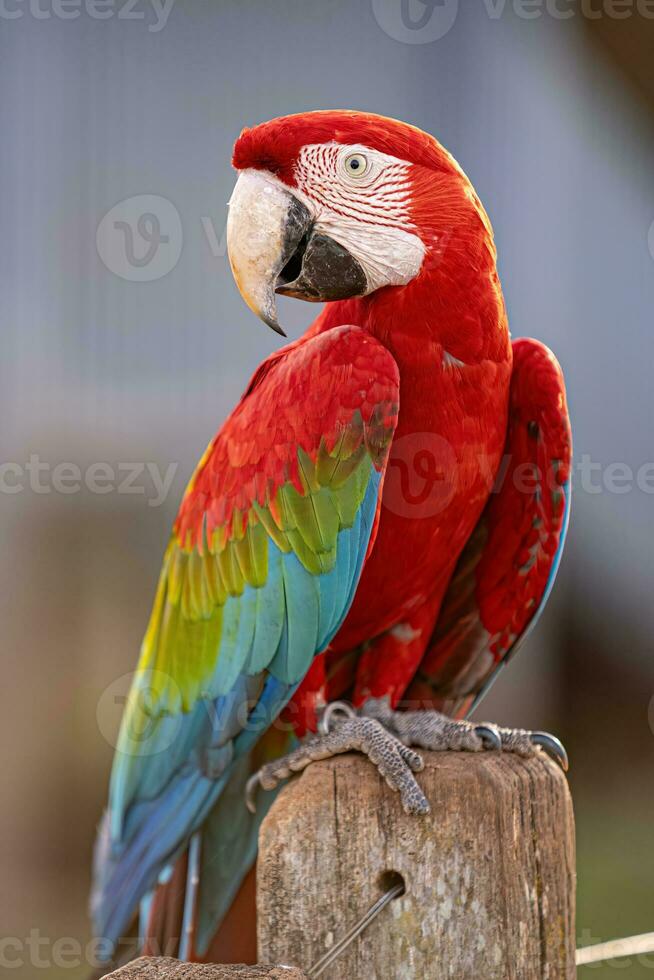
[
  {"xmin": 293, "ymin": 142, "xmax": 425, "ymax": 293},
  {"xmin": 315, "ymin": 211, "xmax": 425, "ymax": 293}
]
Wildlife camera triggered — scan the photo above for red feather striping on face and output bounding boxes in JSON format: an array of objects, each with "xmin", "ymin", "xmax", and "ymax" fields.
[{"xmin": 293, "ymin": 144, "xmax": 414, "ymax": 227}]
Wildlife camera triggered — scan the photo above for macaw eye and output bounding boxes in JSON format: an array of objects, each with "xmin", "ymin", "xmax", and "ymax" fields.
[{"xmin": 343, "ymin": 153, "xmax": 369, "ymax": 178}]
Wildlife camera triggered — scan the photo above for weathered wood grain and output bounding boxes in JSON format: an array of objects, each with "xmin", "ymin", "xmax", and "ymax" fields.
[
  {"xmin": 257, "ymin": 751, "xmax": 575, "ymax": 979},
  {"xmin": 103, "ymin": 956, "xmax": 307, "ymax": 979}
]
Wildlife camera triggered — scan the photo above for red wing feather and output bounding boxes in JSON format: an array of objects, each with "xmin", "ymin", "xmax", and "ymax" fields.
[{"xmin": 406, "ymin": 337, "xmax": 572, "ymax": 710}]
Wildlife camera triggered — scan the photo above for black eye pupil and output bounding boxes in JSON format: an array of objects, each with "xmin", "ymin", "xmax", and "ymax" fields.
[{"xmin": 350, "ymin": 159, "xmax": 360, "ymax": 169}]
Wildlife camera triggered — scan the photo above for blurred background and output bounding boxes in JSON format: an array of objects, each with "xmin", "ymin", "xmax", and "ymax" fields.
[{"xmin": 1, "ymin": 1, "xmax": 653, "ymax": 976}]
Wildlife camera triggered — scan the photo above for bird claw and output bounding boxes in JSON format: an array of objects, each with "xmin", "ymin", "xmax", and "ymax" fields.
[
  {"xmin": 478, "ymin": 722, "xmax": 569, "ymax": 771},
  {"xmin": 360, "ymin": 699, "xmax": 569, "ymax": 770},
  {"xmin": 529, "ymin": 730, "xmax": 569, "ymax": 771},
  {"xmin": 475, "ymin": 723, "xmax": 569, "ymax": 771},
  {"xmin": 317, "ymin": 699, "xmax": 356, "ymax": 736},
  {"xmin": 245, "ymin": 771, "xmax": 262, "ymax": 815},
  {"xmin": 244, "ymin": 712, "xmax": 430, "ymax": 816},
  {"xmin": 473, "ymin": 724, "xmax": 502, "ymax": 751},
  {"xmin": 244, "ymin": 703, "xmax": 568, "ymax": 816}
]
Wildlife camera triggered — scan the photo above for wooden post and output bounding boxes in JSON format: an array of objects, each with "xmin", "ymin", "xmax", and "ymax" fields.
[
  {"xmin": 257, "ymin": 752, "xmax": 576, "ymax": 979},
  {"xmin": 104, "ymin": 957, "xmax": 308, "ymax": 978}
]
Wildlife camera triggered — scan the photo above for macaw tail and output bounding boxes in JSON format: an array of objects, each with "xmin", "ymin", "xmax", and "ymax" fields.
[
  {"xmin": 91, "ymin": 727, "xmax": 293, "ymax": 964},
  {"xmin": 141, "ymin": 748, "xmax": 282, "ymax": 961},
  {"xmin": 90, "ymin": 768, "xmax": 218, "ymax": 955}
]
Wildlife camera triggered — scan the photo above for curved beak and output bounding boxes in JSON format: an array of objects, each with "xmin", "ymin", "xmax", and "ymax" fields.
[{"xmin": 227, "ymin": 170, "xmax": 367, "ymax": 336}]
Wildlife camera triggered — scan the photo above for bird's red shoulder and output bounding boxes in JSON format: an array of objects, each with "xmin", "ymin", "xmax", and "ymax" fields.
[{"xmin": 175, "ymin": 325, "xmax": 399, "ymax": 551}]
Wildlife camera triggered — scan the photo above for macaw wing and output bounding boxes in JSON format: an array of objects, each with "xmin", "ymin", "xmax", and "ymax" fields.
[
  {"xmin": 406, "ymin": 337, "xmax": 571, "ymax": 715},
  {"xmin": 92, "ymin": 324, "xmax": 399, "ymax": 945}
]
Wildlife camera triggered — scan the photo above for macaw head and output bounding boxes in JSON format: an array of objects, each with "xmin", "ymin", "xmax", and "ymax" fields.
[{"xmin": 227, "ymin": 110, "xmax": 492, "ymax": 335}]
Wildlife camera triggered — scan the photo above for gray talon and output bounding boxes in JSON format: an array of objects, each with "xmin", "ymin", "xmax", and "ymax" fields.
[
  {"xmin": 318, "ymin": 699, "xmax": 356, "ymax": 736},
  {"xmin": 530, "ymin": 731, "xmax": 569, "ymax": 771},
  {"xmin": 245, "ymin": 771, "xmax": 261, "ymax": 814},
  {"xmin": 474, "ymin": 724, "xmax": 502, "ymax": 752},
  {"xmin": 361, "ymin": 702, "xmax": 567, "ymax": 771}
]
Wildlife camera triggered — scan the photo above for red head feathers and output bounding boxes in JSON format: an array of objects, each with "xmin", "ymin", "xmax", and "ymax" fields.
[
  {"xmin": 229, "ymin": 110, "xmax": 503, "ymax": 360},
  {"xmin": 232, "ymin": 109, "xmax": 463, "ymax": 186}
]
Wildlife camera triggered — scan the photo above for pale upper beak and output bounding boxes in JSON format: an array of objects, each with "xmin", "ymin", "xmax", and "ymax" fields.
[{"xmin": 226, "ymin": 169, "xmax": 367, "ymax": 336}]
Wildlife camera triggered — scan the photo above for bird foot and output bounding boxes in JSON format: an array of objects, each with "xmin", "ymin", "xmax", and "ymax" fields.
[
  {"xmin": 245, "ymin": 701, "xmax": 567, "ymax": 817},
  {"xmin": 245, "ymin": 707, "xmax": 430, "ymax": 816},
  {"xmin": 360, "ymin": 698, "xmax": 569, "ymax": 771}
]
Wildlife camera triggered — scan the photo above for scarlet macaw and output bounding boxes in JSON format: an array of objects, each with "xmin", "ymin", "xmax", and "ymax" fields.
[{"xmin": 91, "ymin": 111, "xmax": 572, "ymax": 961}]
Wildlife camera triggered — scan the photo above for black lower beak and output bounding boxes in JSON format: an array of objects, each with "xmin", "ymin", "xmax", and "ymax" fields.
[{"xmin": 275, "ymin": 230, "xmax": 368, "ymax": 303}]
